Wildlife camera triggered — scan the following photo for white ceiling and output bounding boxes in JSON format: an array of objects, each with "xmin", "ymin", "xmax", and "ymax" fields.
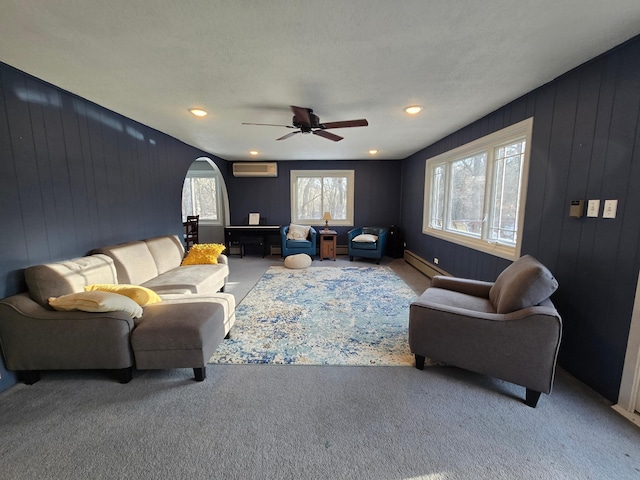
[{"xmin": 2, "ymin": 1, "xmax": 640, "ymax": 161}]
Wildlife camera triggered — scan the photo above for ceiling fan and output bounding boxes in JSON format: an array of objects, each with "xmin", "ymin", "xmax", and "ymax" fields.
[{"xmin": 242, "ymin": 105, "xmax": 368, "ymax": 142}]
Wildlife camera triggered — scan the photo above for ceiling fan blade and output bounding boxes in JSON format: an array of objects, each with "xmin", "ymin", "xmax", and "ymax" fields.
[
  {"xmin": 313, "ymin": 130, "xmax": 343, "ymax": 142},
  {"xmin": 290, "ymin": 105, "xmax": 311, "ymax": 127},
  {"xmin": 242, "ymin": 122, "xmax": 294, "ymax": 128},
  {"xmin": 276, "ymin": 131, "xmax": 301, "ymax": 141},
  {"xmin": 321, "ymin": 119, "xmax": 369, "ymax": 129}
]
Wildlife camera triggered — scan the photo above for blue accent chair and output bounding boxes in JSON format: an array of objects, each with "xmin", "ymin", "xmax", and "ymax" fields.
[
  {"xmin": 281, "ymin": 225, "xmax": 317, "ymax": 258},
  {"xmin": 348, "ymin": 227, "xmax": 388, "ymax": 264}
]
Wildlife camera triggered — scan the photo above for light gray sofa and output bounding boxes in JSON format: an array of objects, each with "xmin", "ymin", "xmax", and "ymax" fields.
[
  {"xmin": 0, "ymin": 235, "xmax": 235, "ymax": 384},
  {"xmin": 409, "ymin": 255, "xmax": 562, "ymax": 408}
]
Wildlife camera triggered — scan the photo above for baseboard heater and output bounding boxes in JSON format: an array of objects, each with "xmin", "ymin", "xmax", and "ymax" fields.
[{"xmin": 403, "ymin": 250, "xmax": 450, "ymax": 278}]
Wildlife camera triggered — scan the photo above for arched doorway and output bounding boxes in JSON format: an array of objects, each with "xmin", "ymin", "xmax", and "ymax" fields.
[{"xmin": 181, "ymin": 157, "xmax": 230, "ymax": 244}]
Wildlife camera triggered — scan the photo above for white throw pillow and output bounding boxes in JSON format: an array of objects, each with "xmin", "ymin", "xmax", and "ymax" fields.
[
  {"xmin": 49, "ymin": 291, "xmax": 144, "ymax": 318},
  {"xmin": 353, "ymin": 233, "xmax": 378, "ymax": 243},
  {"xmin": 286, "ymin": 223, "xmax": 311, "ymax": 240}
]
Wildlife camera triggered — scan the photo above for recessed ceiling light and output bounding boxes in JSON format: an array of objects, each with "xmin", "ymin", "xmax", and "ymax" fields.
[
  {"xmin": 189, "ymin": 108, "xmax": 208, "ymax": 117},
  {"xmin": 369, "ymin": 149, "xmax": 378, "ymax": 155},
  {"xmin": 249, "ymin": 150, "xmax": 259, "ymax": 156},
  {"xmin": 404, "ymin": 105, "xmax": 423, "ymax": 115}
]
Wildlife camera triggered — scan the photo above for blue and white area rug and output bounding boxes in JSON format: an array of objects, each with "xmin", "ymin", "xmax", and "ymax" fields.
[{"xmin": 209, "ymin": 266, "xmax": 418, "ymax": 366}]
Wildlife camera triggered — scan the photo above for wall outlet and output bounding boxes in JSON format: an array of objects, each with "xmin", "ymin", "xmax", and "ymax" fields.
[
  {"xmin": 603, "ymin": 199, "xmax": 618, "ymax": 219},
  {"xmin": 434, "ymin": 257, "xmax": 439, "ymax": 265}
]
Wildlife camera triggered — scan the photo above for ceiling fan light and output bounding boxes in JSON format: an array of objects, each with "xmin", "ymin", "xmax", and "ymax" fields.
[
  {"xmin": 189, "ymin": 108, "xmax": 208, "ymax": 117},
  {"xmin": 404, "ymin": 105, "xmax": 423, "ymax": 115}
]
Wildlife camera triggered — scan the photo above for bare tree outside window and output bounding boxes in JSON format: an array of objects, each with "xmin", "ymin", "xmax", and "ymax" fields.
[
  {"xmin": 182, "ymin": 176, "xmax": 219, "ymax": 222},
  {"xmin": 423, "ymin": 118, "xmax": 532, "ymax": 260},
  {"xmin": 291, "ymin": 170, "xmax": 354, "ymax": 226}
]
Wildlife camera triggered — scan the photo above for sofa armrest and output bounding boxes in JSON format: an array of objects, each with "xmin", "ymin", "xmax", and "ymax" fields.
[
  {"xmin": 0, "ymin": 293, "xmax": 135, "ymax": 371},
  {"xmin": 217, "ymin": 253, "xmax": 229, "ymax": 265},
  {"xmin": 431, "ymin": 275, "xmax": 494, "ymax": 298}
]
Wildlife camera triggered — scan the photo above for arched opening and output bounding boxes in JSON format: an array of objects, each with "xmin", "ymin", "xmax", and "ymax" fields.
[{"xmin": 181, "ymin": 157, "xmax": 230, "ymax": 244}]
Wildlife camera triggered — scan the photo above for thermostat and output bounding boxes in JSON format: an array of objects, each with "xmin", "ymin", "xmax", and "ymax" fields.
[{"xmin": 569, "ymin": 200, "xmax": 584, "ymax": 218}]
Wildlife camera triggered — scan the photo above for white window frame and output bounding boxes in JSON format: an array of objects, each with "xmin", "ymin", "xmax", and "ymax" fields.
[
  {"xmin": 182, "ymin": 163, "xmax": 223, "ymax": 226},
  {"xmin": 290, "ymin": 170, "xmax": 355, "ymax": 226},
  {"xmin": 422, "ymin": 118, "xmax": 533, "ymax": 261}
]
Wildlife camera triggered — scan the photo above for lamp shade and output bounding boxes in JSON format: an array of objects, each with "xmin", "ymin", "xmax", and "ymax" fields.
[{"xmin": 322, "ymin": 212, "xmax": 332, "ymax": 221}]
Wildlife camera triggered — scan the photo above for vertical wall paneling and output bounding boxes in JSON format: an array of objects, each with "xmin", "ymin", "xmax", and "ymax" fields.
[
  {"xmin": 400, "ymin": 36, "xmax": 640, "ymax": 401},
  {"xmin": 0, "ymin": 63, "xmax": 224, "ymax": 391}
]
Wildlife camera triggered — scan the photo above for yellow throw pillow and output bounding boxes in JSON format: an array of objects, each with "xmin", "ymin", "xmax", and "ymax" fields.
[
  {"xmin": 84, "ymin": 284, "xmax": 162, "ymax": 306},
  {"xmin": 182, "ymin": 243, "xmax": 226, "ymax": 265},
  {"xmin": 49, "ymin": 291, "xmax": 143, "ymax": 318}
]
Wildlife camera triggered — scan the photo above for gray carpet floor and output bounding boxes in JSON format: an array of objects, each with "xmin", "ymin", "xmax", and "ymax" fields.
[
  {"xmin": 1, "ymin": 365, "xmax": 639, "ymax": 480},
  {"xmin": 1, "ymin": 255, "xmax": 639, "ymax": 479}
]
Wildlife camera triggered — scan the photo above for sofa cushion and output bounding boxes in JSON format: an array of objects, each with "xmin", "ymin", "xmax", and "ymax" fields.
[
  {"xmin": 182, "ymin": 243, "xmax": 226, "ymax": 265},
  {"xmin": 25, "ymin": 254, "xmax": 118, "ymax": 308},
  {"xmin": 93, "ymin": 241, "xmax": 159, "ymax": 285},
  {"xmin": 489, "ymin": 255, "xmax": 558, "ymax": 314},
  {"xmin": 159, "ymin": 292, "xmax": 236, "ymax": 335},
  {"xmin": 49, "ymin": 291, "xmax": 143, "ymax": 318},
  {"xmin": 144, "ymin": 235, "xmax": 184, "ymax": 274},
  {"xmin": 142, "ymin": 264, "xmax": 229, "ymax": 295},
  {"xmin": 84, "ymin": 284, "xmax": 162, "ymax": 306}
]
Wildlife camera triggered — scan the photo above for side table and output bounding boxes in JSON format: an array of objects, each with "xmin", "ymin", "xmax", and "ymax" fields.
[{"xmin": 319, "ymin": 230, "xmax": 337, "ymax": 261}]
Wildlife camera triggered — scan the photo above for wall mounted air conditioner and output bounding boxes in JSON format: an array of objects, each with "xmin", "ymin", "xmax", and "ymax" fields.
[{"xmin": 232, "ymin": 162, "xmax": 278, "ymax": 177}]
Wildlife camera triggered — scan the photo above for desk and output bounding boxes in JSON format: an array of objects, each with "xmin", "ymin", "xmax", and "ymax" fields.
[
  {"xmin": 319, "ymin": 230, "xmax": 337, "ymax": 260},
  {"xmin": 224, "ymin": 226, "xmax": 281, "ymax": 257}
]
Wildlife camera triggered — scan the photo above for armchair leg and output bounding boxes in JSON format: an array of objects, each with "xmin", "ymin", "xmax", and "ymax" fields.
[
  {"xmin": 415, "ymin": 354, "xmax": 425, "ymax": 370},
  {"xmin": 525, "ymin": 389, "xmax": 541, "ymax": 408}
]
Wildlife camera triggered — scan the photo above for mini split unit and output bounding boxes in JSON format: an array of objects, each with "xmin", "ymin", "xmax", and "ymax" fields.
[{"xmin": 232, "ymin": 162, "xmax": 278, "ymax": 177}]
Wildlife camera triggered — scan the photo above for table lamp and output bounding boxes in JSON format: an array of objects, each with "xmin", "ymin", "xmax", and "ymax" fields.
[{"xmin": 322, "ymin": 212, "xmax": 332, "ymax": 231}]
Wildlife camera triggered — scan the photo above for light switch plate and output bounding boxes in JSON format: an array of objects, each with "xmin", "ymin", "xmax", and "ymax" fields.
[
  {"xmin": 603, "ymin": 199, "xmax": 618, "ymax": 219},
  {"xmin": 587, "ymin": 199, "xmax": 600, "ymax": 217}
]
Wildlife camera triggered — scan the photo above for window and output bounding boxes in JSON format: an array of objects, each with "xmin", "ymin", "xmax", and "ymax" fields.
[
  {"xmin": 423, "ymin": 118, "xmax": 533, "ymax": 260},
  {"xmin": 290, "ymin": 170, "xmax": 354, "ymax": 226},
  {"xmin": 182, "ymin": 161, "xmax": 222, "ymax": 225}
]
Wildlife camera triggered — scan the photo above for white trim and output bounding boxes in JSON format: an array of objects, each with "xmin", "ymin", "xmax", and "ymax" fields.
[
  {"xmin": 422, "ymin": 118, "xmax": 533, "ymax": 261},
  {"xmin": 614, "ymin": 269, "xmax": 640, "ymax": 428},
  {"xmin": 290, "ymin": 169, "xmax": 355, "ymax": 226},
  {"xmin": 183, "ymin": 157, "xmax": 228, "ymax": 227}
]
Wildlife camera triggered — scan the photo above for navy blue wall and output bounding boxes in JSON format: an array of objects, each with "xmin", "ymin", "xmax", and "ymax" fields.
[
  {"xmin": 2, "ymin": 34, "xmax": 640, "ymax": 402},
  {"xmin": 401, "ymin": 36, "xmax": 640, "ymax": 402},
  {"xmin": 225, "ymin": 160, "xmax": 402, "ymax": 245},
  {"xmin": 0, "ymin": 63, "xmax": 226, "ymax": 391}
]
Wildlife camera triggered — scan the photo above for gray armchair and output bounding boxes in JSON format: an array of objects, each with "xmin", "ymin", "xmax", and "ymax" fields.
[{"xmin": 408, "ymin": 255, "xmax": 562, "ymax": 408}]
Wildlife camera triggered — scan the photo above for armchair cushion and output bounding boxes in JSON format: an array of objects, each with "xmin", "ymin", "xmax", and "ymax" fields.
[{"xmin": 489, "ymin": 255, "xmax": 558, "ymax": 314}]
